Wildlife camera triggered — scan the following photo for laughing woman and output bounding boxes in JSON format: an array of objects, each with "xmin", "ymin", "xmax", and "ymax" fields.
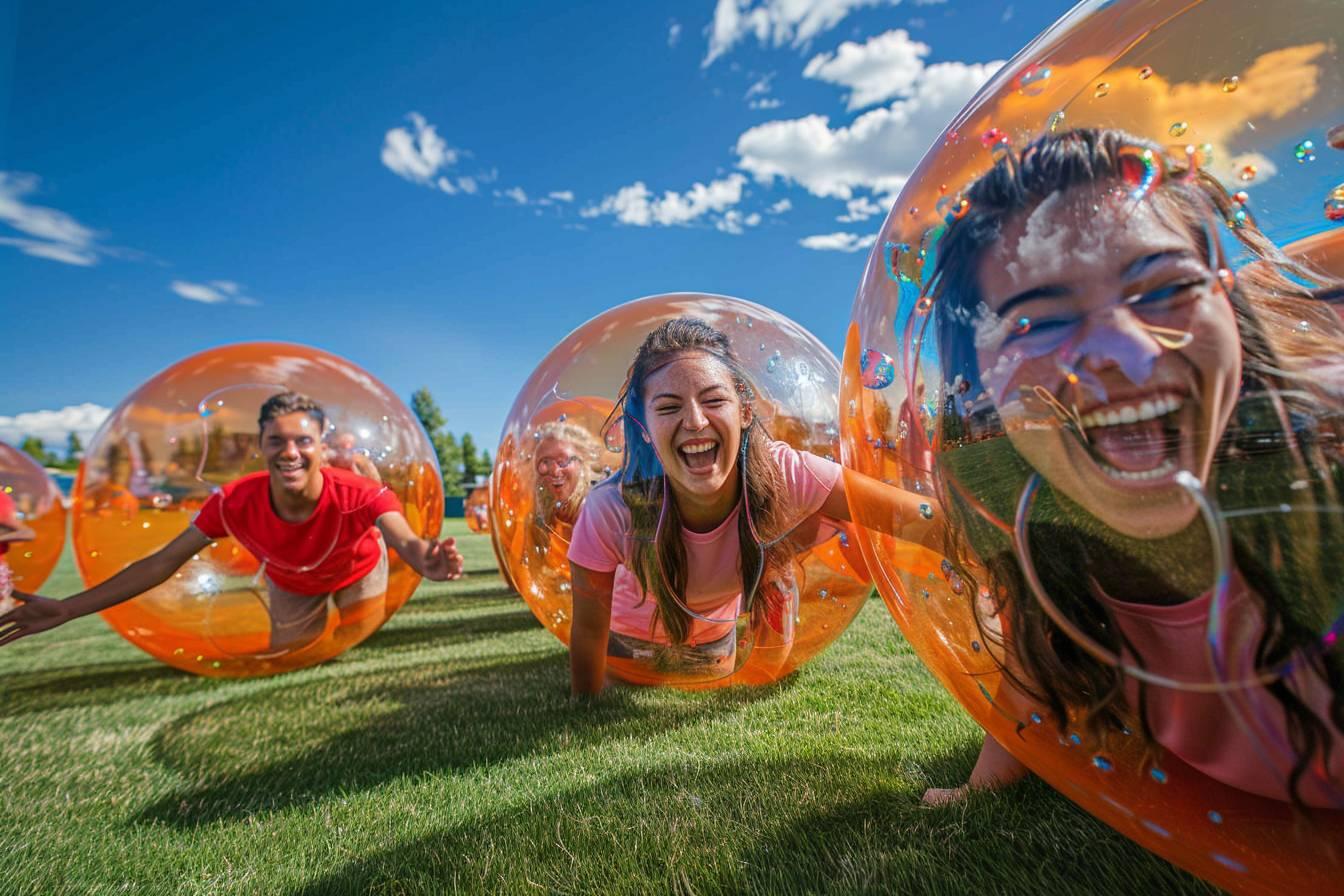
[{"xmin": 566, "ymin": 318, "xmax": 929, "ymax": 693}]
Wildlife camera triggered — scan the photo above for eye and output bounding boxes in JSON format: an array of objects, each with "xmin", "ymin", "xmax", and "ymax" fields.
[
  {"xmin": 1129, "ymin": 277, "xmax": 1207, "ymax": 307},
  {"xmin": 655, "ymin": 404, "xmax": 680, "ymax": 415}
]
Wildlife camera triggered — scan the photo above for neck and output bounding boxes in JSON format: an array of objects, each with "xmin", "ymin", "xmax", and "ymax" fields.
[
  {"xmin": 270, "ymin": 469, "xmax": 324, "ymax": 522},
  {"xmin": 673, "ymin": 474, "xmax": 741, "ymax": 533}
]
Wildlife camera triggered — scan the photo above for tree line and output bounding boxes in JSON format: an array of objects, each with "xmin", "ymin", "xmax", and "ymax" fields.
[{"xmin": 16, "ymin": 390, "xmax": 490, "ymax": 498}]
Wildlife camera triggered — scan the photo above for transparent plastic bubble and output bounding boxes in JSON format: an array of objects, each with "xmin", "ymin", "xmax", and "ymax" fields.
[
  {"xmin": 72, "ymin": 342, "xmax": 443, "ymax": 678},
  {"xmin": 842, "ymin": 0, "xmax": 1344, "ymax": 889},
  {"xmin": 493, "ymin": 293, "xmax": 870, "ymax": 689},
  {"xmin": 0, "ymin": 443, "xmax": 66, "ymax": 592},
  {"xmin": 464, "ymin": 480, "xmax": 491, "ymax": 534}
]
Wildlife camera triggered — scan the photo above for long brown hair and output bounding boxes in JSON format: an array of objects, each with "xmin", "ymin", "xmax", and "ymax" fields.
[
  {"xmin": 612, "ymin": 318, "xmax": 792, "ymax": 644},
  {"xmin": 929, "ymin": 128, "xmax": 1344, "ymax": 803}
]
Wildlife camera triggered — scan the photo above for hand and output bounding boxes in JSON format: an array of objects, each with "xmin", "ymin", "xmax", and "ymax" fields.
[
  {"xmin": 421, "ymin": 537, "xmax": 465, "ymax": 581},
  {"xmin": 0, "ymin": 591, "xmax": 74, "ymax": 647},
  {"xmin": 921, "ymin": 785, "xmax": 970, "ymax": 806}
]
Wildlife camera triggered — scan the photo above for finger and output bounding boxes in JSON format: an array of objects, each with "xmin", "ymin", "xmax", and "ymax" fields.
[{"xmin": 0, "ymin": 627, "xmax": 31, "ymax": 648}]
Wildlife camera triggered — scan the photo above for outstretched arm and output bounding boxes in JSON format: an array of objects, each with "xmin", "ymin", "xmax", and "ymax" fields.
[
  {"xmin": 0, "ymin": 522, "xmax": 36, "ymax": 544},
  {"xmin": 569, "ymin": 562, "xmax": 614, "ymax": 697},
  {"xmin": 818, "ymin": 467, "xmax": 938, "ymax": 542},
  {"xmin": 376, "ymin": 512, "xmax": 464, "ymax": 581},
  {"xmin": 0, "ymin": 525, "xmax": 212, "ymax": 646}
]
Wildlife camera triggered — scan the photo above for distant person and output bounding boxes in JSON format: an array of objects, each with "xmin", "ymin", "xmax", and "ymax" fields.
[
  {"xmin": 325, "ymin": 431, "xmax": 383, "ymax": 483},
  {"xmin": 0, "ymin": 392, "xmax": 463, "ymax": 654},
  {"xmin": 0, "ymin": 491, "xmax": 36, "ymax": 615}
]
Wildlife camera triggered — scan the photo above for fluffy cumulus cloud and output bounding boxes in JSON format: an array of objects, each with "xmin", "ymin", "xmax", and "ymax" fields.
[
  {"xmin": 0, "ymin": 173, "xmax": 103, "ymax": 266},
  {"xmin": 170, "ymin": 279, "xmax": 259, "ymax": 306},
  {"xmin": 0, "ymin": 403, "xmax": 110, "ymax": 449},
  {"xmin": 798, "ymin": 231, "xmax": 875, "ymax": 252},
  {"xmin": 668, "ymin": 20, "xmax": 683, "ymax": 47},
  {"xmin": 581, "ymin": 173, "xmax": 748, "ymax": 230},
  {"xmin": 705, "ymin": 0, "xmax": 907, "ymax": 67},
  {"xmin": 802, "ymin": 29, "xmax": 931, "ymax": 110},
  {"xmin": 735, "ymin": 57, "xmax": 1002, "ymax": 199},
  {"xmin": 380, "ymin": 112, "xmax": 479, "ymax": 195}
]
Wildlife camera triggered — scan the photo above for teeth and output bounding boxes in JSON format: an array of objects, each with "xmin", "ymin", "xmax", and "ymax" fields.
[
  {"xmin": 1079, "ymin": 395, "xmax": 1182, "ymax": 429},
  {"xmin": 1097, "ymin": 457, "xmax": 1178, "ymax": 481},
  {"xmin": 680, "ymin": 442, "xmax": 717, "ymax": 455}
]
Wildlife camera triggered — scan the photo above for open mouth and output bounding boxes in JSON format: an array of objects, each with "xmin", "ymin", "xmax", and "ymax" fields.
[
  {"xmin": 678, "ymin": 439, "xmax": 720, "ymax": 473},
  {"xmin": 275, "ymin": 459, "xmax": 308, "ymax": 482},
  {"xmin": 1077, "ymin": 393, "xmax": 1186, "ymax": 483}
]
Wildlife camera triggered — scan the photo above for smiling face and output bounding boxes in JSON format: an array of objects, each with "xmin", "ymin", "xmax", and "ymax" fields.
[
  {"xmin": 534, "ymin": 436, "xmax": 582, "ymax": 504},
  {"xmin": 971, "ymin": 183, "xmax": 1241, "ymax": 538},
  {"xmin": 642, "ymin": 352, "xmax": 748, "ymax": 522},
  {"xmin": 260, "ymin": 411, "xmax": 325, "ymax": 496}
]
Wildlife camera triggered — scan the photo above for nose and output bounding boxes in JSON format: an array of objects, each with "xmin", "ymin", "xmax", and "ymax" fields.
[
  {"xmin": 683, "ymin": 400, "xmax": 709, "ymax": 431},
  {"xmin": 1071, "ymin": 305, "xmax": 1163, "ymax": 385}
]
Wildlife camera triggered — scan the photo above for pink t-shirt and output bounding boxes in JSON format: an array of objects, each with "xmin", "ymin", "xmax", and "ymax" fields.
[
  {"xmin": 1102, "ymin": 573, "xmax": 1344, "ymax": 807},
  {"xmin": 568, "ymin": 441, "xmax": 842, "ymax": 645}
]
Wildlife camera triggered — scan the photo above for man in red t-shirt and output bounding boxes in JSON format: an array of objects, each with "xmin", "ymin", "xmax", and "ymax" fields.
[{"xmin": 0, "ymin": 392, "xmax": 463, "ymax": 653}]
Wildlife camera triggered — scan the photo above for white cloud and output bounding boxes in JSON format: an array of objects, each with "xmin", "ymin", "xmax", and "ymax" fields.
[
  {"xmin": 548, "ymin": 190, "xmax": 575, "ymax": 203},
  {"xmin": 0, "ymin": 173, "xmax": 103, "ymax": 266},
  {"xmin": 381, "ymin": 112, "xmax": 461, "ymax": 192},
  {"xmin": 750, "ymin": 98, "xmax": 783, "ymax": 110},
  {"xmin": 837, "ymin": 195, "xmax": 883, "ymax": 222},
  {"xmin": 799, "ymin": 231, "xmax": 876, "ymax": 252},
  {"xmin": 668, "ymin": 20, "xmax": 683, "ymax": 47},
  {"xmin": 716, "ymin": 209, "xmax": 763, "ymax": 234},
  {"xmin": 803, "ymin": 29, "xmax": 930, "ymax": 111},
  {"xmin": 706, "ymin": 0, "xmax": 892, "ymax": 67},
  {"xmin": 768, "ymin": 198, "xmax": 792, "ymax": 214},
  {"xmin": 745, "ymin": 72, "xmax": 774, "ymax": 99},
  {"xmin": 0, "ymin": 403, "xmax": 111, "ymax": 450},
  {"xmin": 502, "ymin": 186, "xmax": 529, "ymax": 205},
  {"xmin": 582, "ymin": 173, "xmax": 747, "ymax": 228},
  {"xmin": 171, "ymin": 279, "xmax": 259, "ymax": 306},
  {"xmin": 735, "ymin": 58, "xmax": 1002, "ymax": 199}
]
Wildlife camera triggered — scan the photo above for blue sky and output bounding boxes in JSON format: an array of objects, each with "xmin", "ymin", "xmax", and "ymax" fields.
[{"xmin": 0, "ymin": 0, "xmax": 1071, "ymax": 450}]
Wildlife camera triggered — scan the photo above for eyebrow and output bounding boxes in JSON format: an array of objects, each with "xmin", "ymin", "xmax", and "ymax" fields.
[
  {"xmin": 650, "ymin": 385, "xmax": 731, "ymax": 403},
  {"xmin": 994, "ymin": 250, "xmax": 1196, "ymax": 317}
]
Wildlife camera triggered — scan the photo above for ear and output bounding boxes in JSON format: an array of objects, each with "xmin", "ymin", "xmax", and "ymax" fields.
[{"xmin": 740, "ymin": 403, "xmax": 754, "ymax": 428}]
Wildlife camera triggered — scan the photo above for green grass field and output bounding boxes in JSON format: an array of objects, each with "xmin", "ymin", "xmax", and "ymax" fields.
[{"xmin": 0, "ymin": 521, "xmax": 1217, "ymax": 895}]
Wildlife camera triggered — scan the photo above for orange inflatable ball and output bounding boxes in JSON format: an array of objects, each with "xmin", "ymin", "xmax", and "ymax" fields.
[
  {"xmin": 842, "ymin": 0, "xmax": 1344, "ymax": 891},
  {"xmin": 464, "ymin": 481, "xmax": 490, "ymax": 534},
  {"xmin": 492, "ymin": 293, "xmax": 871, "ymax": 689},
  {"xmin": 73, "ymin": 342, "xmax": 443, "ymax": 678},
  {"xmin": 0, "ymin": 442, "xmax": 66, "ymax": 593}
]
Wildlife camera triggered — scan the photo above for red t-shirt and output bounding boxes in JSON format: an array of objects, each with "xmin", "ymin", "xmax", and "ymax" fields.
[{"xmin": 192, "ymin": 467, "xmax": 402, "ymax": 595}]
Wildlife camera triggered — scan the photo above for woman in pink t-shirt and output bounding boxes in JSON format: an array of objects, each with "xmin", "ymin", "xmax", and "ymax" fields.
[
  {"xmin": 568, "ymin": 318, "xmax": 930, "ymax": 693},
  {"xmin": 921, "ymin": 128, "xmax": 1344, "ymax": 808}
]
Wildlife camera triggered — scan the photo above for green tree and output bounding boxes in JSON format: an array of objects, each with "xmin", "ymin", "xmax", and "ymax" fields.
[
  {"xmin": 63, "ymin": 431, "xmax": 84, "ymax": 468},
  {"xmin": 19, "ymin": 436, "xmax": 55, "ymax": 467},
  {"xmin": 460, "ymin": 432, "xmax": 482, "ymax": 485},
  {"xmin": 410, "ymin": 388, "xmax": 464, "ymax": 497},
  {"xmin": 479, "ymin": 449, "xmax": 492, "ymax": 475}
]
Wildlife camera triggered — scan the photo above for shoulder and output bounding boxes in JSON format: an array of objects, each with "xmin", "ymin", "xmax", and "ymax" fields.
[
  {"xmin": 324, "ymin": 466, "xmax": 385, "ymax": 496},
  {"xmin": 766, "ymin": 439, "xmax": 841, "ymax": 485},
  {"xmin": 579, "ymin": 477, "xmax": 627, "ymax": 521}
]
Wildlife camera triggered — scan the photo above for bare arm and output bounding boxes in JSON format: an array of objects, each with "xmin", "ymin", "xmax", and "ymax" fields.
[
  {"xmin": 569, "ymin": 562, "xmax": 614, "ymax": 697},
  {"xmin": 818, "ymin": 467, "xmax": 937, "ymax": 542},
  {"xmin": 0, "ymin": 523, "xmax": 36, "ymax": 544},
  {"xmin": 0, "ymin": 525, "xmax": 211, "ymax": 646},
  {"xmin": 376, "ymin": 512, "xmax": 464, "ymax": 581}
]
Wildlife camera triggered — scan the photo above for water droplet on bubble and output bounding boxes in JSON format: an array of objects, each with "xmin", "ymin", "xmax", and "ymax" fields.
[
  {"xmin": 1233, "ymin": 190, "xmax": 1249, "ymax": 204},
  {"xmin": 1013, "ymin": 316, "xmax": 1032, "ymax": 335},
  {"xmin": 859, "ymin": 348, "xmax": 896, "ymax": 390},
  {"xmin": 1093, "ymin": 82, "xmax": 1109, "ymax": 98},
  {"xmin": 1047, "ymin": 110, "xmax": 1066, "ymax": 133},
  {"xmin": 1325, "ymin": 184, "xmax": 1344, "ymax": 222},
  {"xmin": 1069, "ymin": 733, "xmax": 1082, "ymax": 746},
  {"xmin": 1221, "ymin": 75, "xmax": 1239, "ymax": 93},
  {"xmin": 980, "ymin": 127, "xmax": 1008, "ymax": 149},
  {"xmin": 846, "ymin": 399, "xmax": 856, "ymax": 418},
  {"xmin": 1150, "ymin": 768, "xmax": 1168, "ymax": 783},
  {"xmin": 1092, "ymin": 755, "xmax": 1114, "ymax": 772},
  {"xmin": 970, "ymin": 640, "xmax": 982, "ymax": 652},
  {"xmin": 1297, "ymin": 320, "xmax": 1312, "ymax": 333},
  {"xmin": 838, "ymin": 532, "xmax": 849, "ymax": 547},
  {"xmin": 1327, "ymin": 124, "xmax": 1344, "ymax": 150},
  {"xmin": 1208, "ymin": 810, "xmax": 1223, "ymax": 824},
  {"xmin": 1030, "ymin": 712, "xmax": 1043, "ymax": 724},
  {"xmin": 1239, "ymin": 164, "xmax": 1258, "ymax": 182},
  {"xmin": 557, "ymin": 413, "xmax": 567, "ymax": 423},
  {"xmin": 1295, "ymin": 140, "xmax": 1316, "ymax": 163},
  {"xmin": 1168, "ymin": 121, "xmax": 1190, "ymax": 138},
  {"xmin": 1138, "ymin": 65, "xmax": 1153, "ymax": 80},
  {"xmin": 918, "ymin": 503, "xmax": 933, "ymax": 520}
]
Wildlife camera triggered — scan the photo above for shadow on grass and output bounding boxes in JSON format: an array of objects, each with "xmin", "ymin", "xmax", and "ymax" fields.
[
  {"xmin": 357, "ymin": 607, "xmax": 540, "ymax": 654},
  {"xmin": 134, "ymin": 652, "xmax": 785, "ymax": 829},
  {"xmin": 0, "ymin": 660, "xmax": 215, "ymax": 717},
  {"xmin": 280, "ymin": 748, "xmax": 1214, "ymax": 896}
]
